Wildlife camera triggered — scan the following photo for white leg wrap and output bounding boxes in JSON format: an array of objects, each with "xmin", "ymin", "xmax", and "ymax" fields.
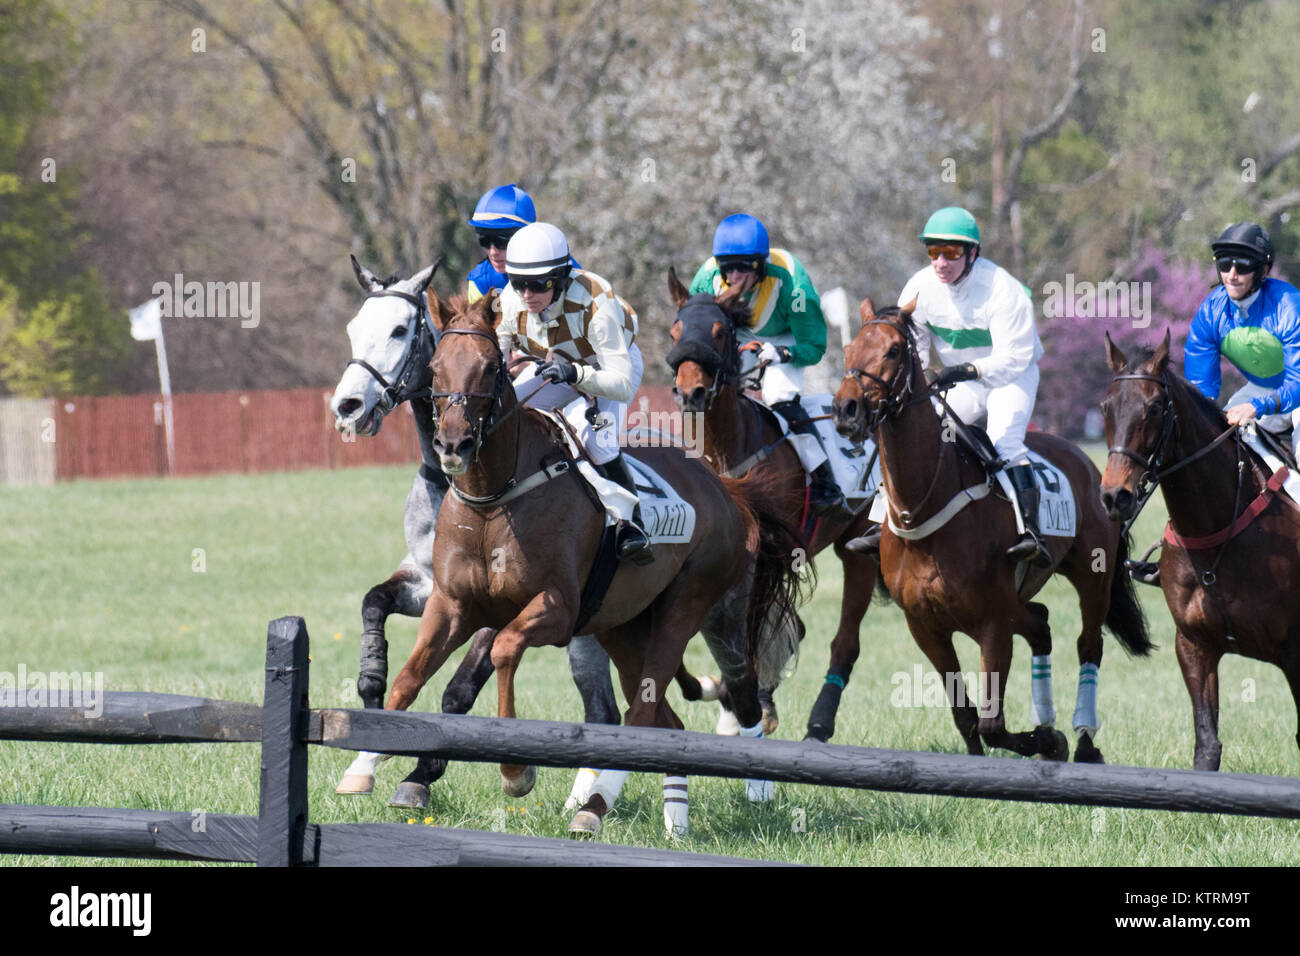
[
  {"xmin": 716, "ymin": 707, "xmax": 741, "ymax": 736},
  {"xmin": 1073, "ymin": 663, "xmax": 1100, "ymax": 737},
  {"xmin": 697, "ymin": 675, "xmax": 722, "ymax": 702},
  {"xmin": 589, "ymin": 768, "xmax": 630, "ymax": 810},
  {"xmin": 1030, "ymin": 655, "xmax": 1055, "ymax": 726},
  {"xmin": 740, "ymin": 723, "xmax": 775, "ymax": 802},
  {"xmin": 663, "ymin": 775, "xmax": 689, "ymax": 837},
  {"xmin": 564, "ymin": 767, "xmax": 601, "ymax": 812}
]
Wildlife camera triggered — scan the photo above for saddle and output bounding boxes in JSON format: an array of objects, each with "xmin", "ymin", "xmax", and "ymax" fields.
[{"xmin": 1253, "ymin": 420, "xmax": 1297, "ymax": 471}]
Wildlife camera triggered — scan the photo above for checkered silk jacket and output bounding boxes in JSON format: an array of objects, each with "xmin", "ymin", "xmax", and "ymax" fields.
[{"xmin": 497, "ymin": 270, "xmax": 640, "ymax": 402}]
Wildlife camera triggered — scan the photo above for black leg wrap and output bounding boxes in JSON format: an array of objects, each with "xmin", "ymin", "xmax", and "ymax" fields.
[
  {"xmin": 805, "ymin": 672, "xmax": 846, "ymax": 742},
  {"xmin": 357, "ymin": 632, "xmax": 389, "ymax": 709}
]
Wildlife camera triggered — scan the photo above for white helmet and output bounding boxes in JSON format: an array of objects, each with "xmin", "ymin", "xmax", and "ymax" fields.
[{"xmin": 505, "ymin": 222, "xmax": 571, "ymax": 277}]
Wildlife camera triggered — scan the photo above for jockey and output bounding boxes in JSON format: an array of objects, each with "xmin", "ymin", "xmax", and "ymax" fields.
[
  {"xmin": 497, "ymin": 222, "xmax": 652, "ymax": 564},
  {"xmin": 689, "ymin": 213, "xmax": 845, "ymax": 515},
  {"xmin": 465, "ymin": 183, "xmax": 579, "ymax": 304},
  {"xmin": 848, "ymin": 206, "xmax": 1049, "ymax": 566},
  {"xmin": 1186, "ymin": 222, "xmax": 1300, "ymax": 460}
]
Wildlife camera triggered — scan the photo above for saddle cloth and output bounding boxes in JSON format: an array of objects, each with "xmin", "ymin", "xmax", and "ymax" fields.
[
  {"xmin": 769, "ymin": 393, "xmax": 882, "ymax": 513},
  {"xmin": 538, "ymin": 408, "xmax": 696, "ymax": 544},
  {"xmin": 1242, "ymin": 422, "xmax": 1300, "ymax": 504},
  {"xmin": 868, "ymin": 447, "xmax": 1077, "ymax": 538}
]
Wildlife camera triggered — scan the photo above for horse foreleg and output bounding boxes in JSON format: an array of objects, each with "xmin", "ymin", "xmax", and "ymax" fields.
[
  {"xmin": 1015, "ymin": 602, "xmax": 1068, "ymax": 760},
  {"xmin": 357, "ymin": 565, "xmax": 429, "ymax": 709},
  {"xmin": 492, "ymin": 588, "xmax": 574, "ymax": 797},
  {"xmin": 807, "ymin": 549, "xmax": 876, "ymax": 742},
  {"xmin": 973, "ymin": 628, "xmax": 1044, "ymax": 757},
  {"xmin": 909, "ymin": 623, "xmax": 982, "ymax": 755},
  {"xmin": 1176, "ymin": 630, "xmax": 1223, "ymax": 771},
  {"xmin": 386, "ymin": 592, "xmax": 474, "ymax": 808}
]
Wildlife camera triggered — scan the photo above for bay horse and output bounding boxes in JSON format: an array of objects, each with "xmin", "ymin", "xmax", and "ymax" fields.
[
  {"xmin": 666, "ymin": 268, "xmax": 881, "ymax": 742},
  {"xmin": 1100, "ymin": 331, "xmax": 1300, "ymax": 770},
  {"xmin": 832, "ymin": 300, "xmax": 1152, "ymax": 759},
  {"xmin": 327, "ymin": 256, "xmax": 619, "ymax": 799},
  {"xmin": 385, "ymin": 285, "xmax": 804, "ymax": 836}
]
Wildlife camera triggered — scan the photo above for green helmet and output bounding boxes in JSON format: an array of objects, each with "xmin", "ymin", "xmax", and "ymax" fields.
[{"xmin": 919, "ymin": 207, "xmax": 980, "ymax": 245}]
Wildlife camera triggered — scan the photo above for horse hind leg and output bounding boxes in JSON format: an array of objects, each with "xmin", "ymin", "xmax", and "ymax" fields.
[
  {"xmin": 564, "ymin": 633, "xmax": 620, "ymax": 811},
  {"xmin": 807, "ymin": 548, "xmax": 875, "ymax": 742},
  {"xmin": 1064, "ymin": 558, "xmax": 1110, "ymax": 763}
]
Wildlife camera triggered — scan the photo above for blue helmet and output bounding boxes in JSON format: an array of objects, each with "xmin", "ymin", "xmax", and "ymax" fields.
[
  {"xmin": 468, "ymin": 183, "xmax": 536, "ymax": 231},
  {"xmin": 712, "ymin": 213, "xmax": 770, "ymax": 260}
]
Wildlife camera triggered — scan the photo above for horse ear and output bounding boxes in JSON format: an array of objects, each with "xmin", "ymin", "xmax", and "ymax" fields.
[
  {"xmin": 667, "ymin": 267, "xmax": 690, "ymax": 308},
  {"xmin": 1149, "ymin": 327, "xmax": 1171, "ymax": 374},
  {"xmin": 427, "ymin": 285, "xmax": 454, "ymax": 332},
  {"xmin": 411, "ymin": 257, "xmax": 442, "ymax": 295},
  {"xmin": 899, "ymin": 295, "xmax": 918, "ymax": 319},
  {"xmin": 1104, "ymin": 332, "xmax": 1128, "ymax": 374},
  {"xmin": 482, "ymin": 288, "xmax": 505, "ymax": 329},
  {"xmin": 859, "ymin": 296, "xmax": 877, "ymax": 324},
  {"xmin": 351, "ymin": 254, "xmax": 383, "ymax": 293}
]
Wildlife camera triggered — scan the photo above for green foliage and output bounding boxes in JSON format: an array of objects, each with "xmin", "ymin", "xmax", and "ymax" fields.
[{"xmin": 0, "ymin": 0, "xmax": 131, "ymax": 396}]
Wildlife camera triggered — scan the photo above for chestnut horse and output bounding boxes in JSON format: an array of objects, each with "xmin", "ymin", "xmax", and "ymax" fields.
[
  {"xmin": 666, "ymin": 269, "xmax": 880, "ymax": 743},
  {"xmin": 1100, "ymin": 331, "xmax": 1300, "ymax": 770},
  {"xmin": 832, "ymin": 301, "xmax": 1151, "ymax": 759},
  {"xmin": 385, "ymin": 287, "xmax": 804, "ymax": 836}
]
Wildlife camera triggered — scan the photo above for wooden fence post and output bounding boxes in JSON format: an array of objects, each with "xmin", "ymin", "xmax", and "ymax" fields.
[{"xmin": 258, "ymin": 617, "xmax": 310, "ymax": 866}]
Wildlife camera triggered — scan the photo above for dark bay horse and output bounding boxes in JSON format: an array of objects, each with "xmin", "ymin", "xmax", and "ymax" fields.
[
  {"xmin": 1100, "ymin": 331, "xmax": 1300, "ymax": 770},
  {"xmin": 666, "ymin": 269, "xmax": 880, "ymax": 742},
  {"xmin": 832, "ymin": 301, "xmax": 1151, "ymax": 759},
  {"xmin": 385, "ymin": 287, "xmax": 804, "ymax": 836}
]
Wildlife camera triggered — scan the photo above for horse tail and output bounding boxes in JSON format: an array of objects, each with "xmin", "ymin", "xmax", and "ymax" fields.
[
  {"xmin": 720, "ymin": 470, "xmax": 815, "ymax": 685},
  {"xmin": 1106, "ymin": 533, "xmax": 1155, "ymax": 656}
]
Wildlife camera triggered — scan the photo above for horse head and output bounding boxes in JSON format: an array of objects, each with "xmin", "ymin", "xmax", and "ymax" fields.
[
  {"xmin": 330, "ymin": 255, "xmax": 440, "ymax": 436},
  {"xmin": 832, "ymin": 296, "xmax": 919, "ymax": 443},
  {"xmin": 426, "ymin": 286, "xmax": 509, "ymax": 475},
  {"xmin": 666, "ymin": 267, "xmax": 750, "ymax": 412},
  {"xmin": 1099, "ymin": 329, "xmax": 1178, "ymax": 521}
]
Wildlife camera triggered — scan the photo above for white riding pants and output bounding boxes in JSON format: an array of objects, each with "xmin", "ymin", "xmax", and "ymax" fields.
[{"xmin": 938, "ymin": 363, "xmax": 1039, "ymax": 466}]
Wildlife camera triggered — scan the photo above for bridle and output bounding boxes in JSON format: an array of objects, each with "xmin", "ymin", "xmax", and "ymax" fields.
[
  {"xmin": 843, "ymin": 318, "xmax": 925, "ymax": 433},
  {"xmin": 1105, "ymin": 371, "xmax": 1239, "ymax": 535},
  {"xmin": 346, "ymin": 287, "xmax": 438, "ymax": 415},
  {"xmin": 668, "ymin": 299, "xmax": 743, "ymax": 412},
  {"xmin": 429, "ymin": 325, "xmax": 515, "ymax": 464}
]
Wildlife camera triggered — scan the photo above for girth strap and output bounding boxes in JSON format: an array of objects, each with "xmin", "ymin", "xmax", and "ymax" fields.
[{"xmin": 886, "ymin": 480, "xmax": 992, "ymax": 540}]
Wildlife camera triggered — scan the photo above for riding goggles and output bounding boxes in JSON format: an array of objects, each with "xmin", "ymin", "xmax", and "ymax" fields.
[
  {"xmin": 926, "ymin": 243, "xmax": 969, "ymax": 261},
  {"xmin": 477, "ymin": 230, "xmax": 517, "ymax": 250},
  {"xmin": 717, "ymin": 257, "xmax": 761, "ymax": 275},
  {"xmin": 509, "ymin": 275, "xmax": 559, "ymax": 294}
]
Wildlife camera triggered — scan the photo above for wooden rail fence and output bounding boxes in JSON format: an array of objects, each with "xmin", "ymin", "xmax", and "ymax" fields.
[{"xmin": 3, "ymin": 616, "xmax": 1300, "ymax": 866}]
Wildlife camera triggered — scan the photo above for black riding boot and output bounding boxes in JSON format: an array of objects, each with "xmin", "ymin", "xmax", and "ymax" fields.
[
  {"xmin": 772, "ymin": 397, "xmax": 845, "ymax": 516},
  {"xmin": 1005, "ymin": 464, "xmax": 1051, "ymax": 568},
  {"xmin": 597, "ymin": 454, "xmax": 654, "ymax": 565},
  {"xmin": 844, "ymin": 522, "xmax": 883, "ymax": 556}
]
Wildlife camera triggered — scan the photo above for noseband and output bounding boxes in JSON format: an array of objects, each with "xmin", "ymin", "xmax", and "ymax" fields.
[
  {"xmin": 668, "ymin": 297, "xmax": 742, "ymax": 410},
  {"xmin": 346, "ymin": 287, "xmax": 438, "ymax": 414},
  {"xmin": 844, "ymin": 319, "xmax": 920, "ymax": 431}
]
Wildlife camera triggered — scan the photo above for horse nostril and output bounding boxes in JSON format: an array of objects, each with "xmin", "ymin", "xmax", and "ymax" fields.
[{"xmin": 338, "ymin": 397, "xmax": 362, "ymax": 418}]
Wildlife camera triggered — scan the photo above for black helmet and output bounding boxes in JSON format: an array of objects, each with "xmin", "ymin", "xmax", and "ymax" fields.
[{"xmin": 1211, "ymin": 222, "xmax": 1274, "ymax": 267}]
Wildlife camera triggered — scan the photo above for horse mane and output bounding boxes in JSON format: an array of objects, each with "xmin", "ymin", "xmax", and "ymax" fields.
[{"xmin": 1133, "ymin": 347, "xmax": 1229, "ymax": 429}]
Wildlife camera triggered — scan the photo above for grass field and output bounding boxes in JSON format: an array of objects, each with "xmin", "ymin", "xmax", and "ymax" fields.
[{"xmin": 2, "ymin": 459, "xmax": 1299, "ymax": 866}]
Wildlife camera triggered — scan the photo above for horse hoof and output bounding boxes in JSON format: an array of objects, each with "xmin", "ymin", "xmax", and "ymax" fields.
[
  {"xmin": 1075, "ymin": 732, "xmax": 1105, "ymax": 764},
  {"xmin": 568, "ymin": 810, "xmax": 602, "ymax": 838},
  {"xmin": 335, "ymin": 772, "xmax": 374, "ymax": 795},
  {"xmin": 389, "ymin": 781, "xmax": 430, "ymax": 809},
  {"xmin": 804, "ymin": 725, "xmax": 831, "ymax": 743},
  {"xmin": 1032, "ymin": 725, "xmax": 1069, "ymax": 761},
  {"xmin": 501, "ymin": 764, "xmax": 537, "ymax": 797},
  {"xmin": 715, "ymin": 708, "xmax": 741, "ymax": 736},
  {"xmin": 697, "ymin": 675, "xmax": 722, "ymax": 702},
  {"xmin": 761, "ymin": 706, "xmax": 779, "ymax": 737}
]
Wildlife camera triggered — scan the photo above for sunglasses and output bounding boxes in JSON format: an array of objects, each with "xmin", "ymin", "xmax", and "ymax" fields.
[
  {"xmin": 509, "ymin": 275, "xmax": 558, "ymax": 294},
  {"xmin": 477, "ymin": 231, "xmax": 516, "ymax": 250},
  {"xmin": 1215, "ymin": 256, "xmax": 1259, "ymax": 274},
  {"xmin": 718, "ymin": 259, "xmax": 760, "ymax": 275},
  {"xmin": 926, "ymin": 243, "xmax": 969, "ymax": 261}
]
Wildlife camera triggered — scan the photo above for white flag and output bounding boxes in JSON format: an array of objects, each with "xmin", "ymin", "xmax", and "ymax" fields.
[{"xmin": 128, "ymin": 297, "xmax": 162, "ymax": 342}]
